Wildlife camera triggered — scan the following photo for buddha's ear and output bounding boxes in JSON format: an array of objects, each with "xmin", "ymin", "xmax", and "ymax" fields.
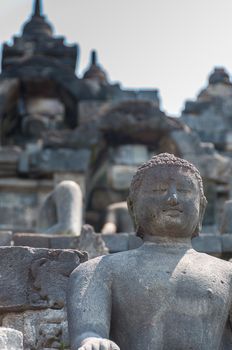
[
  {"xmin": 127, "ymin": 196, "xmax": 134, "ymax": 221},
  {"xmin": 127, "ymin": 196, "xmax": 137, "ymax": 230},
  {"xmin": 127, "ymin": 196, "xmax": 144, "ymax": 238},
  {"xmin": 192, "ymin": 197, "xmax": 207, "ymax": 238}
]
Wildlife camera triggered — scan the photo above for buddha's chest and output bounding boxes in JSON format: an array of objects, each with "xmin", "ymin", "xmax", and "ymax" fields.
[
  {"xmin": 113, "ymin": 254, "xmax": 232, "ymax": 322},
  {"xmin": 112, "ymin": 251, "xmax": 232, "ymax": 349}
]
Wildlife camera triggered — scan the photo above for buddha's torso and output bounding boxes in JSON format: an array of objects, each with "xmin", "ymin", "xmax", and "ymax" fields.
[{"xmin": 110, "ymin": 244, "xmax": 232, "ymax": 350}]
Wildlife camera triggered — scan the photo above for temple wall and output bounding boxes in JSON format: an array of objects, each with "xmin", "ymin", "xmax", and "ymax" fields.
[{"xmin": 0, "ymin": 246, "xmax": 87, "ymax": 350}]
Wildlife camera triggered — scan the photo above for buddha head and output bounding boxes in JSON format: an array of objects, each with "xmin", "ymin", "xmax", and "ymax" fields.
[{"xmin": 127, "ymin": 153, "xmax": 207, "ymax": 239}]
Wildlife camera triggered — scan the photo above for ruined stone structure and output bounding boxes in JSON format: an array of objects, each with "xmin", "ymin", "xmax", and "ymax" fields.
[
  {"xmin": 2, "ymin": 2, "xmax": 232, "ymax": 350},
  {"xmin": 0, "ymin": 0, "xmax": 232, "ymax": 240},
  {"xmin": 0, "ymin": 0, "xmax": 160, "ymax": 234},
  {"xmin": 181, "ymin": 67, "xmax": 232, "ymax": 153},
  {"xmin": 181, "ymin": 68, "xmax": 232, "ymax": 230},
  {"xmin": 0, "ymin": 246, "xmax": 87, "ymax": 349}
]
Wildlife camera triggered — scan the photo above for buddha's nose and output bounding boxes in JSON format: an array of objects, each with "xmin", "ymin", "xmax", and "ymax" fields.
[{"xmin": 167, "ymin": 189, "xmax": 178, "ymax": 205}]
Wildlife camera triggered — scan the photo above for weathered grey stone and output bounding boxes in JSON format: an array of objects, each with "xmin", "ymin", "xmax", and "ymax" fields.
[
  {"xmin": 26, "ymin": 97, "xmax": 65, "ymax": 117},
  {"xmin": 0, "ymin": 78, "xmax": 19, "ymax": 99},
  {"xmin": 111, "ymin": 144, "xmax": 149, "ymax": 166},
  {"xmin": 0, "ymin": 231, "xmax": 12, "ymax": 246},
  {"xmin": 0, "ymin": 178, "xmax": 52, "ymax": 232},
  {"xmin": 13, "ymin": 233, "xmax": 50, "ymax": 248},
  {"xmin": 0, "ymin": 327, "xmax": 23, "ymax": 350},
  {"xmin": 100, "ymin": 100, "xmax": 184, "ymax": 145},
  {"xmin": 192, "ymin": 234, "xmax": 222, "ymax": 256},
  {"xmin": 131, "ymin": 89, "xmax": 160, "ymax": 104},
  {"xmin": 78, "ymin": 225, "xmax": 108, "ymax": 259},
  {"xmin": 13, "ymin": 230, "xmax": 107, "ymax": 259},
  {"xmin": 202, "ymin": 180, "xmax": 217, "ymax": 226},
  {"xmin": 90, "ymin": 189, "xmax": 124, "ymax": 211},
  {"xmin": 26, "ymin": 226, "xmax": 107, "ymax": 259},
  {"xmin": 102, "ymin": 233, "xmax": 129, "ymax": 253},
  {"xmin": 49, "ymin": 235, "xmax": 79, "ymax": 250},
  {"xmin": 43, "ymin": 122, "xmax": 102, "ymax": 150},
  {"xmin": 225, "ymin": 131, "xmax": 232, "ymax": 151},
  {"xmin": 183, "ymin": 100, "xmax": 212, "ymax": 114},
  {"xmin": 0, "ymin": 147, "xmax": 21, "ymax": 177},
  {"xmin": 208, "ymin": 68, "xmax": 231, "ymax": 85},
  {"xmin": 2, "ymin": 309, "xmax": 68, "ymax": 350},
  {"xmin": 67, "ymin": 153, "xmax": 232, "ymax": 350},
  {"xmin": 181, "ymin": 67, "xmax": 232, "ymax": 159},
  {"xmin": 18, "ymin": 151, "xmax": 30, "ymax": 173},
  {"xmin": 107, "ymin": 165, "xmax": 137, "ymax": 190},
  {"xmin": 14, "ymin": 231, "xmax": 143, "ymax": 254},
  {"xmin": 101, "ymin": 201, "xmax": 134, "ymax": 234},
  {"xmin": 0, "ymin": 246, "xmax": 86, "ymax": 311},
  {"xmin": 54, "ymin": 172, "xmax": 86, "ymax": 197},
  {"xmin": 222, "ymin": 234, "xmax": 232, "ymax": 252},
  {"xmin": 128, "ymin": 234, "xmax": 143, "ymax": 250},
  {"xmin": 166, "ymin": 130, "xmax": 203, "ymax": 157},
  {"xmin": 220, "ymin": 200, "xmax": 232, "ymax": 234},
  {"xmin": 30, "ymin": 148, "xmax": 91, "ymax": 173},
  {"xmin": 22, "ymin": 113, "xmax": 64, "ymax": 138},
  {"xmin": 186, "ymin": 152, "xmax": 232, "ymax": 184},
  {"xmin": 78, "ymin": 100, "xmax": 108, "ymax": 124},
  {"xmin": 111, "ymin": 88, "xmax": 160, "ymax": 106},
  {"xmin": 38, "ymin": 180, "xmax": 83, "ymax": 236},
  {"xmin": 18, "ymin": 143, "xmax": 43, "ymax": 174},
  {"xmin": 101, "ymin": 233, "xmax": 142, "ymax": 253},
  {"xmin": 0, "ymin": 177, "xmax": 52, "ymax": 190},
  {"xmin": 0, "ymin": 147, "xmax": 21, "ymax": 163},
  {"xmin": 0, "ymin": 191, "xmax": 37, "ymax": 231},
  {"xmin": 14, "ymin": 233, "xmax": 79, "ymax": 250}
]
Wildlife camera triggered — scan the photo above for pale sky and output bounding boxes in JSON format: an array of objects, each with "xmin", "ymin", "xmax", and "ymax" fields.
[{"xmin": 1, "ymin": 0, "xmax": 232, "ymax": 116}]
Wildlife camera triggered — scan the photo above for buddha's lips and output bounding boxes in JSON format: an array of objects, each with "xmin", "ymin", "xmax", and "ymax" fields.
[{"xmin": 162, "ymin": 207, "xmax": 183, "ymax": 213}]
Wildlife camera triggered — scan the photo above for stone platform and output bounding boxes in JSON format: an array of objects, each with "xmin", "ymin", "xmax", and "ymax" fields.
[{"xmin": 6, "ymin": 231, "xmax": 232, "ymax": 258}]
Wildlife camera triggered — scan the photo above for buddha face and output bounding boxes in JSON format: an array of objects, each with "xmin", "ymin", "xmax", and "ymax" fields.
[{"xmin": 131, "ymin": 165, "xmax": 201, "ymax": 238}]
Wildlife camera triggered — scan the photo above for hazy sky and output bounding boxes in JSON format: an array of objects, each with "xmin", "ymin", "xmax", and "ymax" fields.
[{"xmin": 1, "ymin": 0, "xmax": 232, "ymax": 116}]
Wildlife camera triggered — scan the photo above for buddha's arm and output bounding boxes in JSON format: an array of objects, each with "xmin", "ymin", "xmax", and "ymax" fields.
[
  {"xmin": 67, "ymin": 257, "xmax": 117, "ymax": 350},
  {"xmin": 101, "ymin": 208, "xmax": 117, "ymax": 234},
  {"xmin": 220, "ymin": 303, "xmax": 232, "ymax": 349}
]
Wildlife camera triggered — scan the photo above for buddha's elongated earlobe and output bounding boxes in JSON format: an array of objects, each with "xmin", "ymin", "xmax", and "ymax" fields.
[
  {"xmin": 127, "ymin": 196, "xmax": 137, "ymax": 232},
  {"xmin": 192, "ymin": 197, "xmax": 207, "ymax": 238}
]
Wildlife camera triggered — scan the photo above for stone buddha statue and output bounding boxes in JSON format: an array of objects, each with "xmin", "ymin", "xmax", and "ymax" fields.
[{"xmin": 67, "ymin": 153, "xmax": 232, "ymax": 350}]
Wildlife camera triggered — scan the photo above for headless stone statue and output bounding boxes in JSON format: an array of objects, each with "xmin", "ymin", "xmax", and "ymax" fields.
[
  {"xmin": 67, "ymin": 153, "xmax": 232, "ymax": 350},
  {"xmin": 101, "ymin": 201, "xmax": 134, "ymax": 234},
  {"xmin": 38, "ymin": 180, "xmax": 82, "ymax": 236}
]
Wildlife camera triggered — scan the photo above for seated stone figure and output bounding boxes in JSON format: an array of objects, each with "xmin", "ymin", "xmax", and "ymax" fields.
[
  {"xmin": 37, "ymin": 180, "xmax": 82, "ymax": 236},
  {"xmin": 67, "ymin": 153, "xmax": 232, "ymax": 350}
]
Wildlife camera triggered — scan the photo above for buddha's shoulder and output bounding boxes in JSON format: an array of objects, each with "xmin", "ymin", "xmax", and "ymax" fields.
[
  {"xmin": 190, "ymin": 249, "xmax": 232, "ymax": 275},
  {"xmin": 71, "ymin": 249, "xmax": 141, "ymax": 277}
]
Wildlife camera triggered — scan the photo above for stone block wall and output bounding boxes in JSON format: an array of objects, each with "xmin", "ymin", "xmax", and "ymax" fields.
[
  {"xmin": 0, "ymin": 178, "xmax": 53, "ymax": 232},
  {"xmin": 0, "ymin": 246, "xmax": 87, "ymax": 350},
  {"xmin": 7, "ymin": 230, "xmax": 232, "ymax": 260},
  {"xmin": 0, "ymin": 174, "xmax": 86, "ymax": 233}
]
